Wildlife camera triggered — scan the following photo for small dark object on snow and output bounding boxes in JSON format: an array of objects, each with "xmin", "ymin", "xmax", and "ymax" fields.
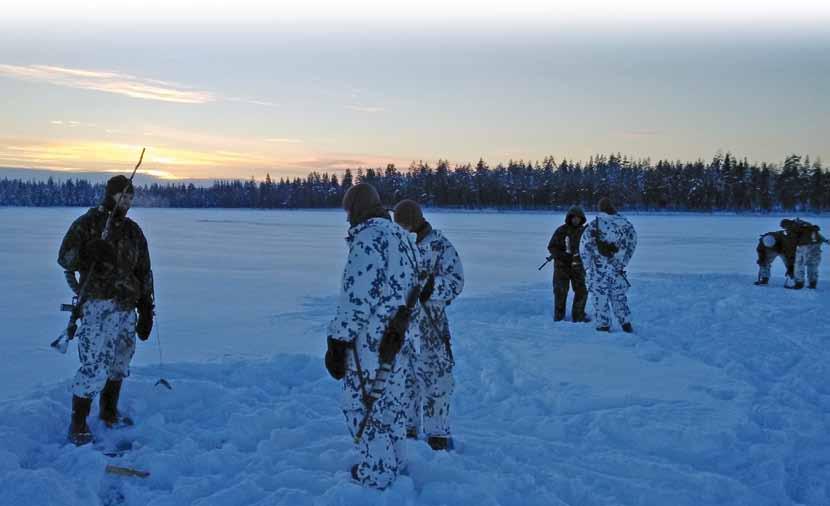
[
  {"xmin": 596, "ymin": 326, "xmax": 611, "ymax": 332},
  {"xmin": 155, "ymin": 378, "xmax": 172, "ymax": 390},
  {"xmin": 406, "ymin": 427, "xmax": 418, "ymax": 439},
  {"xmin": 622, "ymin": 323, "xmax": 634, "ymax": 333},
  {"xmin": 427, "ymin": 436, "xmax": 452, "ymax": 451},
  {"xmin": 105, "ymin": 465, "xmax": 149, "ymax": 478}
]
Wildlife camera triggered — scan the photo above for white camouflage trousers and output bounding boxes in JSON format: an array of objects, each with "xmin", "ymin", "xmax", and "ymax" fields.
[
  {"xmin": 73, "ymin": 299, "xmax": 137, "ymax": 398},
  {"xmin": 342, "ymin": 351, "xmax": 408, "ymax": 489},
  {"xmin": 794, "ymin": 244, "xmax": 822, "ymax": 285},
  {"xmin": 406, "ymin": 309, "xmax": 454, "ymax": 437},
  {"xmin": 589, "ymin": 267, "xmax": 632, "ymax": 329}
]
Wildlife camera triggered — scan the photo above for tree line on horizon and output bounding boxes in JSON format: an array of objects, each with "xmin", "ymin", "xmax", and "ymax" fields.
[{"xmin": 1, "ymin": 153, "xmax": 828, "ymax": 212}]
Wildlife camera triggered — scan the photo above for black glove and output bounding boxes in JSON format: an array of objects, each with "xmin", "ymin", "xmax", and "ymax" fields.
[
  {"xmin": 325, "ymin": 337, "xmax": 350, "ymax": 380},
  {"xmin": 379, "ymin": 306, "xmax": 412, "ymax": 363},
  {"xmin": 83, "ymin": 238, "xmax": 115, "ymax": 265},
  {"xmin": 419, "ymin": 275, "xmax": 435, "ymax": 304},
  {"xmin": 596, "ymin": 239, "xmax": 619, "ymax": 258},
  {"xmin": 136, "ymin": 300, "xmax": 154, "ymax": 341}
]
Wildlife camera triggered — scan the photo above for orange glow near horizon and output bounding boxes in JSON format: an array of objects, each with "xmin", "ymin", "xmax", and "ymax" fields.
[{"xmin": 0, "ymin": 139, "xmax": 418, "ymax": 180}]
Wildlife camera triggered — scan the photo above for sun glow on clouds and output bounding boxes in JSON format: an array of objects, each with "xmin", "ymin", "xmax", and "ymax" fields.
[
  {"xmin": 0, "ymin": 140, "xmax": 276, "ymax": 179},
  {"xmin": 0, "ymin": 64, "xmax": 215, "ymax": 104}
]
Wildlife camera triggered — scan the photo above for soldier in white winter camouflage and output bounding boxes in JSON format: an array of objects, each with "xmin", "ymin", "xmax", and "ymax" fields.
[
  {"xmin": 580, "ymin": 197, "xmax": 638, "ymax": 333},
  {"xmin": 325, "ymin": 183, "xmax": 422, "ymax": 489},
  {"xmin": 781, "ymin": 218, "xmax": 827, "ymax": 289},
  {"xmin": 393, "ymin": 200, "xmax": 464, "ymax": 451},
  {"xmin": 57, "ymin": 175, "xmax": 155, "ymax": 446}
]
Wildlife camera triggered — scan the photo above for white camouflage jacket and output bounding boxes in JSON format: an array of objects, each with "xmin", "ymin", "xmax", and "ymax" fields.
[
  {"xmin": 580, "ymin": 212, "xmax": 638, "ymax": 285},
  {"xmin": 328, "ymin": 217, "xmax": 422, "ymax": 374},
  {"xmin": 418, "ymin": 227, "xmax": 464, "ymax": 316}
]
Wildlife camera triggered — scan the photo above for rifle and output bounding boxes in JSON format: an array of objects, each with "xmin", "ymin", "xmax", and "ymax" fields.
[
  {"xmin": 353, "ymin": 284, "xmax": 420, "ymax": 444},
  {"xmin": 538, "ymin": 256, "xmax": 553, "ymax": 270},
  {"xmin": 51, "ymin": 148, "xmax": 145, "ymax": 353}
]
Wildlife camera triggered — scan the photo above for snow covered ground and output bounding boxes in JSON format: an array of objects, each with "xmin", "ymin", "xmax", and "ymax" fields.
[{"xmin": 0, "ymin": 208, "xmax": 828, "ymax": 505}]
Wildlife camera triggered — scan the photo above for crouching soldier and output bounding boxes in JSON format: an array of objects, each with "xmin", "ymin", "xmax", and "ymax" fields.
[
  {"xmin": 58, "ymin": 175, "xmax": 154, "ymax": 446},
  {"xmin": 324, "ymin": 183, "xmax": 422, "ymax": 489},
  {"xmin": 393, "ymin": 200, "xmax": 464, "ymax": 451},
  {"xmin": 580, "ymin": 198, "xmax": 637, "ymax": 333},
  {"xmin": 754, "ymin": 229, "xmax": 795, "ymax": 286},
  {"xmin": 782, "ymin": 218, "xmax": 828, "ymax": 289},
  {"xmin": 547, "ymin": 206, "xmax": 589, "ymax": 322}
]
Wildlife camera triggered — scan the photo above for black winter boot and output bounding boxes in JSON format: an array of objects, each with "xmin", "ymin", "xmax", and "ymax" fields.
[
  {"xmin": 754, "ymin": 278, "xmax": 769, "ymax": 286},
  {"xmin": 427, "ymin": 435, "xmax": 452, "ymax": 451},
  {"xmin": 622, "ymin": 323, "xmax": 634, "ymax": 333},
  {"xmin": 794, "ymin": 281, "xmax": 805, "ymax": 290},
  {"xmin": 99, "ymin": 379, "xmax": 134, "ymax": 428},
  {"xmin": 808, "ymin": 281, "xmax": 817, "ymax": 289},
  {"xmin": 68, "ymin": 395, "xmax": 93, "ymax": 446}
]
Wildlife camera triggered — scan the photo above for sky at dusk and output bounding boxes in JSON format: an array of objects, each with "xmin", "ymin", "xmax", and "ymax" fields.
[{"xmin": 1, "ymin": 0, "xmax": 828, "ymax": 180}]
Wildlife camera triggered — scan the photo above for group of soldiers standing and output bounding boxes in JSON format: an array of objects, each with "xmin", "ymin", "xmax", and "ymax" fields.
[
  {"xmin": 57, "ymin": 177, "xmax": 465, "ymax": 491},
  {"xmin": 546, "ymin": 197, "xmax": 639, "ymax": 333},
  {"xmin": 324, "ymin": 183, "xmax": 464, "ymax": 488},
  {"xmin": 755, "ymin": 218, "xmax": 827, "ymax": 289},
  {"xmin": 54, "ymin": 173, "xmax": 825, "ymax": 492}
]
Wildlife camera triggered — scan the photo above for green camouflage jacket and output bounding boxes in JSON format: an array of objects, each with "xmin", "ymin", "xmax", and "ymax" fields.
[{"xmin": 58, "ymin": 207, "xmax": 154, "ymax": 309}]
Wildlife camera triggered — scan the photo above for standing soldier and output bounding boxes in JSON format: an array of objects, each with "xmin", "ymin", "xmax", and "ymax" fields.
[
  {"xmin": 546, "ymin": 206, "xmax": 589, "ymax": 322},
  {"xmin": 393, "ymin": 200, "xmax": 464, "ymax": 451},
  {"xmin": 782, "ymin": 218, "xmax": 828, "ymax": 289},
  {"xmin": 324, "ymin": 183, "xmax": 422, "ymax": 489},
  {"xmin": 58, "ymin": 175, "xmax": 154, "ymax": 446},
  {"xmin": 580, "ymin": 197, "xmax": 637, "ymax": 333},
  {"xmin": 754, "ymin": 229, "xmax": 795, "ymax": 286}
]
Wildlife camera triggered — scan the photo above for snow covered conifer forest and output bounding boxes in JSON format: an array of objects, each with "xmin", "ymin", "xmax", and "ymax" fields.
[{"xmin": 2, "ymin": 153, "xmax": 829, "ymax": 212}]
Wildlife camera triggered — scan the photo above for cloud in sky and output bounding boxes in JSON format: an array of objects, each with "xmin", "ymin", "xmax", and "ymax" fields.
[
  {"xmin": 51, "ymin": 120, "xmax": 97, "ymax": 127},
  {"xmin": 346, "ymin": 105, "xmax": 385, "ymax": 113},
  {"xmin": 264, "ymin": 138, "xmax": 304, "ymax": 144},
  {"xmin": 0, "ymin": 64, "xmax": 278, "ymax": 107},
  {"xmin": 0, "ymin": 64, "xmax": 215, "ymax": 104}
]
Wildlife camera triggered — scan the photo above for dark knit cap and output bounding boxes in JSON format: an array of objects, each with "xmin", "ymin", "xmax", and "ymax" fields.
[
  {"xmin": 342, "ymin": 183, "xmax": 388, "ymax": 227},
  {"xmin": 393, "ymin": 199, "xmax": 425, "ymax": 231},
  {"xmin": 597, "ymin": 197, "xmax": 617, "ymax": 215},
  {"xmin": 101, "ymin": 175, "xmax": 134, "ymax": 210},
  {"xmin": 106, "ymin": 175, "xmax": 134, "ymax": 197}
]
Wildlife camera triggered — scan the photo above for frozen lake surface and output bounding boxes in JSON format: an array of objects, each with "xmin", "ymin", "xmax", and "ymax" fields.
[{"xmin": 0, "ymin": 208, "xmax": 828, "ymax": 505}]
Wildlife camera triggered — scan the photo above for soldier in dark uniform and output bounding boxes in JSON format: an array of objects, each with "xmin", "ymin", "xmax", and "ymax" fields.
[
  {"xmin": 58, "ymin": 175, "xmax": 154, "ymax": 445},
  {"xmin": 547, "ymin": 206, "xmax": 589, "ymax": 322},
  {"xmin": 754, "ymin": 229, "xmax": 795, "ymax": 286}
]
